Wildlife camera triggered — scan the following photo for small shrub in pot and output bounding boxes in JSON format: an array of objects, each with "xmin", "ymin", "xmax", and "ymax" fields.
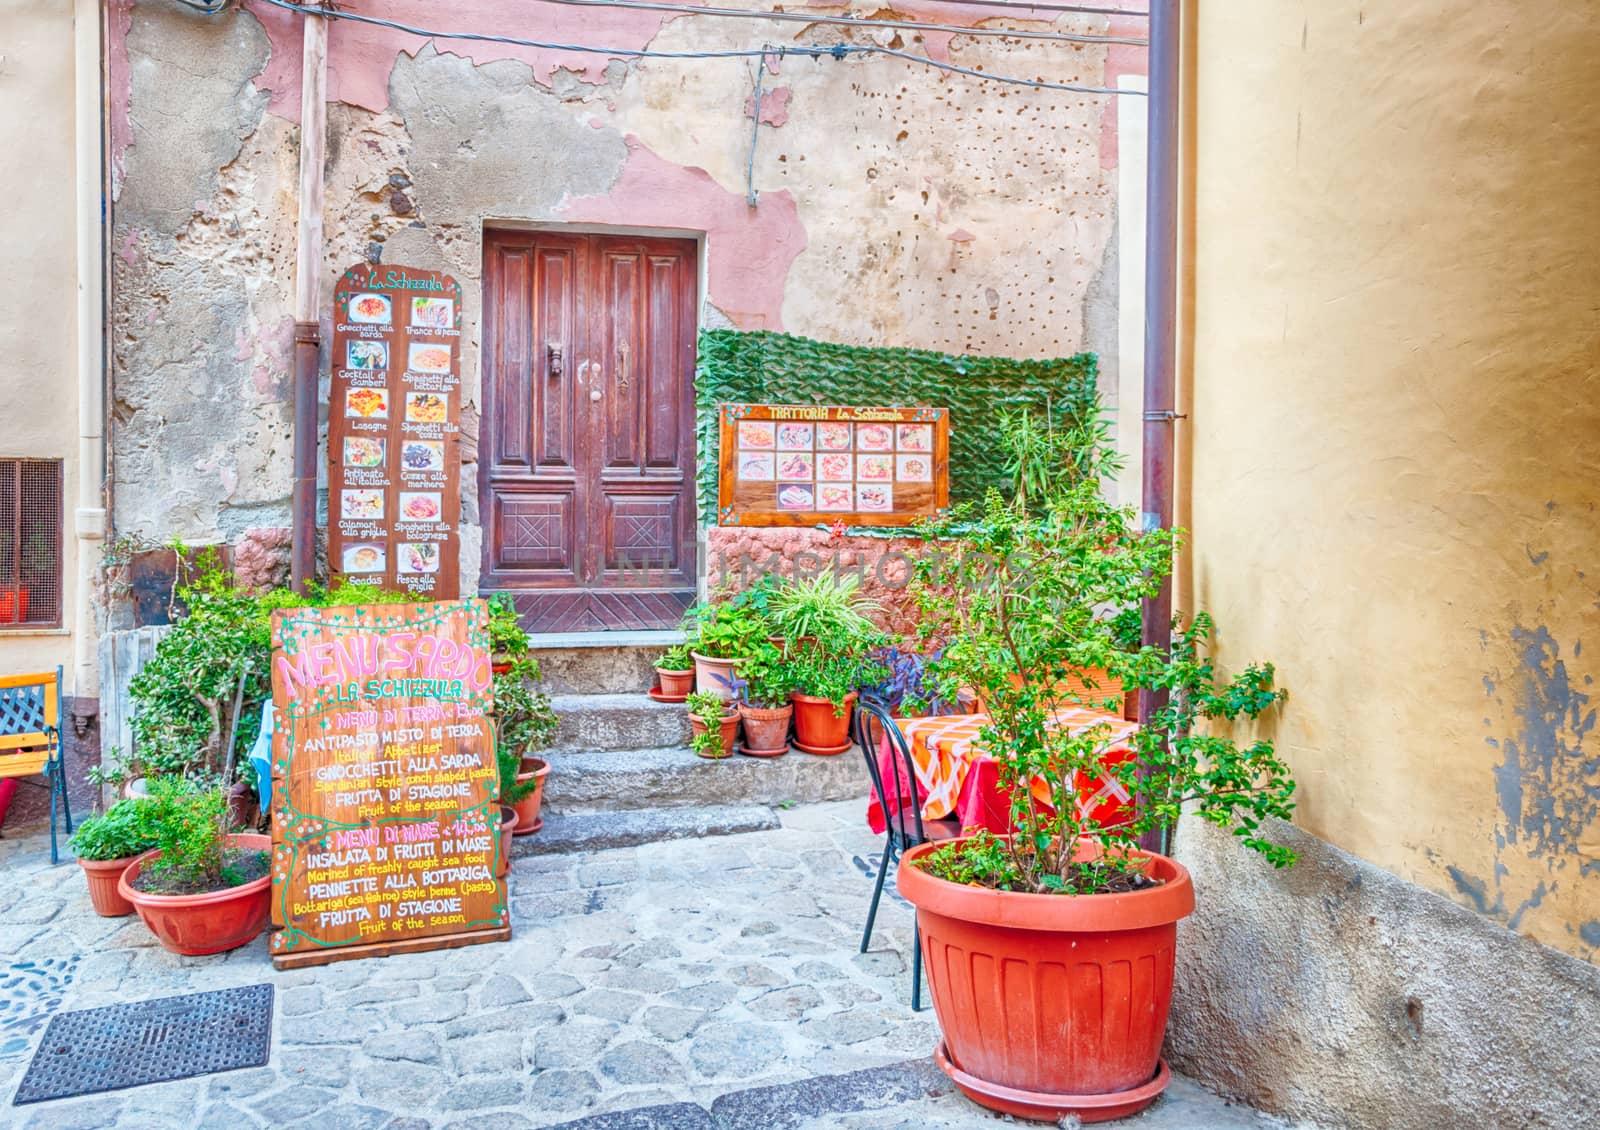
[{"xmin": 69, "ymin": 798, "xmax": 159, "ymax": 917}]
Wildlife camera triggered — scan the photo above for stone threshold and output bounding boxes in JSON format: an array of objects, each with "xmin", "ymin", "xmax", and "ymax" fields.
[{"xmin": 527, "ymin": 630, "xmax": 687, "ymax": 649}]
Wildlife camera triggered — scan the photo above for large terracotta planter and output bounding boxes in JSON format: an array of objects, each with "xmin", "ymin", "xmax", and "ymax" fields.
[
  {"xmin": 690, "ymin": 652, "xmax": 743, "ymax": 699},
  {"xmin": 118, "ymin": 833, "xmax": 273, "ymax": 956},
  {"xmin": 790, "ymin": 692, "xmax": 856, "ymax": 755},
  {"xmin": 511, "ymin": 757, "xmax": 550, "ymax": 835},
  {"xmin": 897, "ymin": 838, "xmax": 1195, "ymax": 1123},
  {"xmin": 79, "ymin": 855, "xmax": 139, "ymax": 917},
  {"xmin": 655, "ymin": 666, "xmax": 694, "ymax": 698},
  {"xmin": 737, "ymin": 703, "xmax": 792, "ymax": 756},
  {"xmin": 690, "ymin": 710, "xmax": 740, "ymax": 759}
]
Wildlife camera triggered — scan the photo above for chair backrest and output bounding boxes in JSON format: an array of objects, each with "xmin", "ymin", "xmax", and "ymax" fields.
[
  {"xmin": 855, "ymin": 694, "xmax": 936, "ymax": 850},
  {"xmin": 0, "ymin": 668, "xmax": 60, "ymax": 751}
]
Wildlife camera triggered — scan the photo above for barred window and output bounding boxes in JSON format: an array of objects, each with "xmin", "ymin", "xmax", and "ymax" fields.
[{"xmin": 0, "ymin": 459, "xmax": 64, "ymax": 629}]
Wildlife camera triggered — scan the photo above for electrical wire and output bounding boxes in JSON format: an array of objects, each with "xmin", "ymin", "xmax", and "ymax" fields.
[
  {"xmin": 515, "ymin": 0, "xmax": 1149, "ymax": 47},
  {"xmin": 252, "ymin": 0, "xmax": 1145, "ymax": 96}
]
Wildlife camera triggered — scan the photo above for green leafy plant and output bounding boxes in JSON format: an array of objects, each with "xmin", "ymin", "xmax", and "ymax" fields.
[
  {"xmin": 997, "ymin": 400, "xmax": 1125, "ymax": 515},
  {"xmin": 786, "ymin": 647, "xmax": 888, "ymax": 716},
  {"xmin": 910, "ymin": 465, "xmax": 1295, "ymax": 896},
  {"xmin": 493, "ymin": 654, "xmax": 557, "ymax": 805},
  {"xmin": 690, "ymin": 599, "xmax": 770, "ymax": 660},
  {"xmin": 67, "ymin": 798, "xmax": 158, "ymax": 862},
  {"xmin": 657, "ymin": 642, "xmax": 695, "ymax": 671},
  {"xmin": 486, "ymin": 593, "xmax": 530, "ymax": 659},
  {"xmin": 767, "ymin": 568, "xmax": 885, "ymax": 655},
  {"xmin": 717, "ymin": 639, "xmax": 794, "ymax": 708},
  {"xmin": 134, "ymin": 776, "xmax": 265, "ymax": 895},
  {"xmin": 687, "ymin": 690, "xmax": 732, "ymax": 759}
]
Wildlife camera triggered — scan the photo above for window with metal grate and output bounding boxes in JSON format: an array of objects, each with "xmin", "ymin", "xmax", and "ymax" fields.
[{"xmin": 0, "ymin": 459, "xmax": 64, "ymax": 629}]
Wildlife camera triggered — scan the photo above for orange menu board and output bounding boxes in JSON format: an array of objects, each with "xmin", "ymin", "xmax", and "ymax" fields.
[
  {"xmin": 717, "ymin": 404, "xmax": 950, "ymax": 527},
  {"xmin": 329, "ymin": 262, "xmax": 462, "ymax": 598},
  {"xmin": 267, "ymin": 599, "xmax": 509, "ymax": 969}
]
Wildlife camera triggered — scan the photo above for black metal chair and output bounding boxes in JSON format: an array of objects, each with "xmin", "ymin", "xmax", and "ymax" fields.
[{"xmin": 854, "ymin": 694, "xmax": 959, "ymax": 1011}]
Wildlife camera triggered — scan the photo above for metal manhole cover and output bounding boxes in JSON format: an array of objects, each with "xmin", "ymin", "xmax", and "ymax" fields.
[{"xmin": 12, "ymin": 984, "xmax": 273, "ymax": 1105}]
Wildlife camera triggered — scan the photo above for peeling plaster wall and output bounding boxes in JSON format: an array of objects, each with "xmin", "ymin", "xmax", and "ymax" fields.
[
  {"xmin": 0, "ymin": 1, "xmax": 83, "ymax": 688},
  {"xmin": 1186, "ymin": 0, "xmax": 1600, "ymax": 973},
  {"xmin": 108, "ymin": 1, "xmax": 1142, "ymax": 593}
]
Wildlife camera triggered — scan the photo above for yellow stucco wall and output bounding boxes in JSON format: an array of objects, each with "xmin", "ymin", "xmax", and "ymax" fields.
[
  {"xmin": 0, "ymin": 0, "xmax": 82, "ymax": 692},
  {"xmin": 1185, "ymin": 1, "xmax": 1600, "ymax": 961}
]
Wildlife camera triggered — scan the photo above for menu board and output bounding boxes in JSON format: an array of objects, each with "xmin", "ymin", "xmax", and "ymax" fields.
[
  {"xmin": 267, "ymin": 599, "xmax": 509, "ymax": 969},
  {"xmin": 329, "ymin": 262, "xmax": 462, "ymax": 598},
  {"xmin": 717, "ymin": 404, "xmax": 950, "ymax": 527}
]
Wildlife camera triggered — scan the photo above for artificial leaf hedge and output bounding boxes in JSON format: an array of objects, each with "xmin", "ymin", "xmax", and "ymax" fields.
[{"xmin": 694, "ymin": 329, "xmax": 1099, "ymax": 522}]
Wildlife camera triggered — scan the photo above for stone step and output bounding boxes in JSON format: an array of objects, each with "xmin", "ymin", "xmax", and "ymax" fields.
[
  {"xmin": 529, "ymin": 637, "xmax": 680, "ymax": 696},
  {"xmin": 541, "ymin": 744, "xmax": 866, "ymax": 813},
  {"xmin": 510, "ymin": 803, "xmax": 779, "ymax": 856},
  {"xmin": 548, "ymin": 692, "xmax": 692, "ymax": 752}
]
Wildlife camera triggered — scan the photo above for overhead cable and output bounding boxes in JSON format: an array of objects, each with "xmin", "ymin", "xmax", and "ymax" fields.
[
  {"xmin": 252, "ymin": 0, "xmax": 1145, "ymax": 97},
  {"xmin": 517, "ymin": 0, "xmax": 1149, "ymax": 46}
]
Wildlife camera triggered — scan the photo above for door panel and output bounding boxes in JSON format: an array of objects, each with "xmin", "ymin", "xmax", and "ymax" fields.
[{"xmin": 482, "ymin": 230, "xmax": 698, "ymax": 632}]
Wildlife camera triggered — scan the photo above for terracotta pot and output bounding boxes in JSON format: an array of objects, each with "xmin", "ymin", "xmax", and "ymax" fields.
[
  {"xmin": 492, "ymin": 659, "xmax": 513, "ymax": 676},
  {"xmin": 790, "ymin": 692, "xmax": 856, "ymax": 754},
  {"xmin": 690, "ymin": 651, "xmax": 743, "ymax": 699},
  {"xmin": 118, "ymin": 833, "xmax": 273, "ymax": 956},
  {"xmin": 897, "ymin": 838, "xmax": 1195, "ymax": 1123},
  {"xmin": 0, "ymin": 585, "xmax": 29, "ymax": 624},
  {"xmin": 655, "ymin": 667, "xmax": 694, "ymax": 697},
  {"xmin": 690, "ymin": 711, "xmax": 740, "ymax": 759},
  {"xmin": 79, "ymin": 855, "xmax": 139, "ymax": 917},
  {"xmin": 511, "ymin": 758, "xmax": 550, "ymax": 835},
  {"xmin": 737, "ymin": 703, "xmax": 792, "ymax": 754},
  {"xmin": 977, "ymin": 667, "xmax": 1127, "ymax": 718},
  {"xmin": 497, "ymin": 805, "xmax": 518, "ymax": 876}
]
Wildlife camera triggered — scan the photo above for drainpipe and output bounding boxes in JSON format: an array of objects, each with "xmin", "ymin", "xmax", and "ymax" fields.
[
  {"xmin": 290, "ymin": 3, "xmax": 329, "ymax": 592},
  {"xmin": 72, "ymin": 0, "xmax": 106, "ymax": 708},
  {"xmin": 1137, "ymin": 0, "xmax": 1179, "ymax": 855}
]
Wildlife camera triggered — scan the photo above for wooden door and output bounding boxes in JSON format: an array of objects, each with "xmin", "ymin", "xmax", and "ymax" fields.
[{"xmin": 481, "ymin": 231, "xmax": 698, "ymax": 631}]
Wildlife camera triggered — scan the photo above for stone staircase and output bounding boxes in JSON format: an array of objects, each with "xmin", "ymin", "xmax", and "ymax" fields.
[{"xmin": 513, "ymin": 639, "xmax": 865, "ymax": 857}]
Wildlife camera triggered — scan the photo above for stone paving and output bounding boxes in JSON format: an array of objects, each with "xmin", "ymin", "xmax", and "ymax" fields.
[{"xmin": 0, "ymin": 801, "xmax": 1309, "ymax": 1129}]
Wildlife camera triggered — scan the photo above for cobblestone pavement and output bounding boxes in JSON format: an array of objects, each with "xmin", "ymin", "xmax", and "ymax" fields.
[{"xmin": 0, "ymin": 801, "xmax": 1307, "ymax": 1129}]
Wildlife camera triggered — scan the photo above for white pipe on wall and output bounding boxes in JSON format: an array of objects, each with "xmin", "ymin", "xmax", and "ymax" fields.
[{"xmin": 72, "ymin": 0, "xmax": 106, "ymax": 705}]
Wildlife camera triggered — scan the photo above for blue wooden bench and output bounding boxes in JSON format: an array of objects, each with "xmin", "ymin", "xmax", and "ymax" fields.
[{"xmin": 0, "ymin": 667, "xmax": 73, "ymax": 862}]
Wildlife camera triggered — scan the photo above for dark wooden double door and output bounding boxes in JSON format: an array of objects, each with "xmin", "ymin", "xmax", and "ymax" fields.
[{"xmin": 481, "ymin": 231, "xmax": 698, "ymax": 632}]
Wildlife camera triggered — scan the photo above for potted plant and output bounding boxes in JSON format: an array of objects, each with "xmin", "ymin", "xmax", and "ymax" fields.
[
  {"xmin": 117, "ymin": 776, "xmax": 274, "ymax": 956},
  {"xmin": 719, "ymin": 641, "xmax": 794, "ymax": 757},
  {"xmin": 766, "ymin": 568, "xmax": 882, "ymax": 653},
  {"xmin": 787, "ymin": 648, "xmax": 886, "ymax": 755},
  {"xmin": 493, "ymin": 653, "xmax": 558, "ymax": 835},
  {"xmin": 652, "ymin": 641, "xmax": 696, "ymax": 701},
  {"xmin": 68, "ymin": 797, "xmax": 158, "ymax": 917},
  {"xmin": 686, "ymin": 691, "xmax": 738, "ymax": 760},
  {"xmin": 867, "ymin": 643, "xmax": 946, "ymax": 718},
  {"xmin": 688, "ymin": 599, "xmax": 770, "ymax": 699},
  {"xmin": 897, "ymin": 476, "xmax": 1296, "ymax": 1122},
  {"xmin": 486, "ymin": 594, "xmax": 529, "ymax": 674}
]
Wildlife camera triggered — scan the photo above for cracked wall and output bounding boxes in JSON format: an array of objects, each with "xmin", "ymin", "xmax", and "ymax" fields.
[{"xmin": 109, "ymin": 0, "xmax": 1138, "ymax": 592}]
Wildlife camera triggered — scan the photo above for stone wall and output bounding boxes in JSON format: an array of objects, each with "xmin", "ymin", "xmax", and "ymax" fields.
[{"xmin": 106, "ymin": 0, "xmax": 1142, "ymax": 596}]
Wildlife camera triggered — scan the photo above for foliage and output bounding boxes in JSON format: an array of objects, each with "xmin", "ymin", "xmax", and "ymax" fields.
[
  {"xmin": 910, "ymin": 449, "xmax": 1295, "ymax": 895},
  {"xmin": 766, "ymin": 568, "xmax": 884, "ymax": 654},
  {"xmin": 67, "ymin": 797, "xmax": 158, "ymax": 862},
  {"xmin": 865, "ymin": 644, "xmax": 946, "ymax": 717},
  {"xmin": 137, "ymin": 776, "xmax": 257, "ymax": 893},
  {"xmin": 786, "ymin": 646, "xmax": 888, "ymax": 715},
  {"xmin": 714, "ymin": 639, "xmax": 793, "ymax": 709},
  {"xmin": 486, "ymin": 593, "xmax": 530, "ymax": 658},
  {"xmin": 493, "ymin": 655, "xmax": 557, "ymax": 804},
  {"xmin": 997, "ymin": 399, "xmax": 1125, "ymax": 515},
  {"xmin": 125, "ymin": 549, "xmax": 410, "ymax": 784},
  {"xmin": 689, "ymin": 598, "xmax": 771, "ymax": 660},
  {"xmin": 696, "ymin": 329, "xmax": 1099, "ymax": 519},
  {"xmin": 686, "ymin": 691, "xmax": 732, "ymax": 758},
  {"xmin": 657, "ymin": 642, "xmax": 695, "ymax": 671}
]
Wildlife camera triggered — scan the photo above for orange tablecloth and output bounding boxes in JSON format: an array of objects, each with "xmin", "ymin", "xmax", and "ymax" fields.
[{"xmin": 867, "ymin": 707, "xmax": 1140, "ymax": 836}]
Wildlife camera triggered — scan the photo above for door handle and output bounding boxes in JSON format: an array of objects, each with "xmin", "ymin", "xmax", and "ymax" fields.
[
  {"xmin": 617, "ymin": 342, "xmax": 630, "ymax": 393},
  {"xmin": 590, "ymin": 388, "xmax": 602, "ymax": 403},
  {"xmin": 546, "ymin": 343, "xmax": 564, "ymax": 379}
]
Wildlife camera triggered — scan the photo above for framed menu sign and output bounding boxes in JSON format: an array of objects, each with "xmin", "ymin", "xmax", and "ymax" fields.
[
  {"xmin": 267, "ymin": 599, "xmax": 509, "ymax": 970},
  {"xmin": 329, "ymin": 262, "xmax": 462, "ymax": 598},
  {"xmin": 716, "ymin": 404, "xmax": 950, "ymax": 527}
]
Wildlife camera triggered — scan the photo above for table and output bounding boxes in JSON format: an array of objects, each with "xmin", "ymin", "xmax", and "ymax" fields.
[{"xmin": 866, "ymin": 707, "xmax": 1141, "ymax": 836}]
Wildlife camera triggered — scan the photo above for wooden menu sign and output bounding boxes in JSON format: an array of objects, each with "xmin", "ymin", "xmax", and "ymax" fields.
[
  {"xmin": 329, "ymin": 262, "xmax": 463, "ymax": 598},
  {"xmin": 267, "ymin": 599, "xmax": 508, "ymax": 969},
  {"xmin": 717, "ymin": 404, "xmax": 950, "ymax": 527}
]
